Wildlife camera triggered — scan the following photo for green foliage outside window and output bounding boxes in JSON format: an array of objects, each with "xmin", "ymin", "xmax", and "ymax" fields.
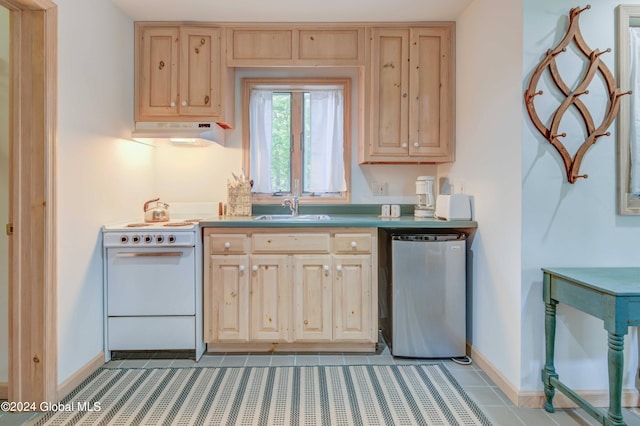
[{"xmin": 271, "ymin": 93, "xmax": 291, "ymax": 193}]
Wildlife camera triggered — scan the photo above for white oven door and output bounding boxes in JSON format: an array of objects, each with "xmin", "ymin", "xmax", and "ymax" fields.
[{"xmin": 106, "ymin": 247, "xmax": 195, "ymax": 316}]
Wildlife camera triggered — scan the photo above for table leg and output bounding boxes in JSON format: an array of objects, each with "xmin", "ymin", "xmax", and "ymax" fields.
[
  {"xmin": 607, "ymin": 332, "xmax": 626, "ymax": 426},
  {"xmin": 542, "ymin": 299, "xmax": 558, "ymax": 413}
]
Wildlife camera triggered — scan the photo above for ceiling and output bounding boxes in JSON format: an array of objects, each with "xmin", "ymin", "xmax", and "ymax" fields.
[{"xmin": 110, "ymin": 0, "xmax": 473, "ymax": 22}]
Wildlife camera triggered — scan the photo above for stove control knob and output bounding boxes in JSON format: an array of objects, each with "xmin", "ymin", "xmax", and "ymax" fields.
[
  {"xmin": 167, "ymin": 235, "xmax": 176, "ymax": 244},
  {"xmin": 120, "ymin": 235, "xmax": 129, "ymax": 244},
  {"xmin": 156, "ymin": 235, "xmax": 164, "ymax": 244},
  {"xmin": 132, "ymin": 235, "xmax": 141, "ymax": 244},
  {"xmin": 143, "ymin": 235, "xmax": 152, "ymax": 243}
]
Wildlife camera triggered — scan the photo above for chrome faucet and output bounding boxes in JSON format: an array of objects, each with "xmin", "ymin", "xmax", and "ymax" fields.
[
  {"xmin": 283, "ymin": 179, "xmax": 301, "ymax": 216},
  {"xmin": 282, "ymin": 194, "xmax": 299, "ymax": 216}
]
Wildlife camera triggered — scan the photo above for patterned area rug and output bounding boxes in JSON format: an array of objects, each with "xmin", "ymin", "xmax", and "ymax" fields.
[{"xmin": 32, "ymin": 364, "xmax": 492, "ymax": 425}]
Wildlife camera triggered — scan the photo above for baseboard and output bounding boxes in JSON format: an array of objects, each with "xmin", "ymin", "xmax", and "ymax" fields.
[
  {"xmin": 57, "ymin": 352, "xmax": 105, "ymax": 400},
  {"xmin": 0, "ymin": 382, "xmax": 7, "ymax": 400},
  {"xmin": 468, "ymin": 344, "xmax": 640, "ymax": 408},
  {"xmin": 468, "ymin": 344, "xmax": 521, "ymax": 406}
]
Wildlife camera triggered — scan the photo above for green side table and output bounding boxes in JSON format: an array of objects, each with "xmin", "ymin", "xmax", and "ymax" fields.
[{"xmin": 542, "ymin": 267, "xmax": 640, "ymax": 426}]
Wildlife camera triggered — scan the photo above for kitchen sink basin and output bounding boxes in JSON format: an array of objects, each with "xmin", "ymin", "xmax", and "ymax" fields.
[{"xmin": 254, "ymin": 214, "xmax": 331, "ymax": 221}]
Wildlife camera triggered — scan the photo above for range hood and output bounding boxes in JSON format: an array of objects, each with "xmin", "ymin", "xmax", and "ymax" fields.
[{"xmin": 132, "ymin": 122, "xmax": 226, "ymax": 146}]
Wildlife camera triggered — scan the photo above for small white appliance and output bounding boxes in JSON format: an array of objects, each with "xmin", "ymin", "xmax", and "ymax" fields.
[
  {"xmin": 414, "ymin": 176, "xmax": 436, "ymax": 218},
  {"xmin": 435, "ymin": 194, "xmax": 472, "ymax": 221}
]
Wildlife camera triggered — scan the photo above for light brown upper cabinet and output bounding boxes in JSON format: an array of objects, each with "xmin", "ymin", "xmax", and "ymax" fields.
[
  {"xmin": 135, "ymin": 23, "xmax": 234, "ymax": 127},
  {"xmin": 362, "ymin": 24, "xmax": 455, "ymax": 163},
  {"xmin": 226, "ymin": 26, "xmax": 365, "ymax": 66}
]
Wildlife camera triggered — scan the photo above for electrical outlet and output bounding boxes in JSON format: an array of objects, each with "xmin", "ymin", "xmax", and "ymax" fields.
[{"xmin": 371, "ymin": 182, "xmax": 386, "ymax": 196}]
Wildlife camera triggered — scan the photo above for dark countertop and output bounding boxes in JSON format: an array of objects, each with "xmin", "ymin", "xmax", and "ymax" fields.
[
  {"xmin": 199, "ymin": 214, "xmax": 477, "ymax": 229},
  {"xmin": 198, "ymin": 204, "xmax": 476, "ymax": 231}
]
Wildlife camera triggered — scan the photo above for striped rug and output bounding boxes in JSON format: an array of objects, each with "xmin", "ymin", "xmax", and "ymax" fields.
[{"xmin": 32, "ymin": 364, "xmax": 492, "ymax": 425}]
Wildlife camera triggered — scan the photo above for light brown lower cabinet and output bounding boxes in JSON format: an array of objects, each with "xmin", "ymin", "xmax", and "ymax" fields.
[{"xmin": 203, "ymin": 227, "xmax": 378, "ymax": 352}]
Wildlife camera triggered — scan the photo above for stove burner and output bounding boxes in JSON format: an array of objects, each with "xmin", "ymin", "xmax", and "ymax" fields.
[
  {"xmin": 183, "ymin": 219, "xmax": 201, "ymax": 223},
  {"xmin": 163, "ymin": 222, "xmax": 193, "ymax": 227},
  {"xmin": 126, "ymin": 223, "xmax": 151, "ymax": 228}
]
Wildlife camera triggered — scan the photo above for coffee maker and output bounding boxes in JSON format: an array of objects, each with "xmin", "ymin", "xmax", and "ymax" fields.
[{"xmin": 414, "ymin": 176, "xmax": 435, "ymax": 217}]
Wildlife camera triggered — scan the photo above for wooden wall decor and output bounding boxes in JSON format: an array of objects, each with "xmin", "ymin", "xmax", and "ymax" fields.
[{"xmin": 524, "ymin": 5, "xmax": 631, "ymax": 183}]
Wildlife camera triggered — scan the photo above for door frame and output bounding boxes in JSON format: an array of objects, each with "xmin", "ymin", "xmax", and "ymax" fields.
[{"xmin": 0, "ymin": 0, "xmax": 57, "ymax": 404}]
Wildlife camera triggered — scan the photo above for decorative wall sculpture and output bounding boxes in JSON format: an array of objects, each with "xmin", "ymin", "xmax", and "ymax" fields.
[{"xmin": 524, "ymin": 5, "xmax": 630, "ymax": 183}]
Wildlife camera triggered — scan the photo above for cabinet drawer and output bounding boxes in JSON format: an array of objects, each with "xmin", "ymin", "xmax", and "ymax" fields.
[
  {"xmin": 208, "ymin": 234, "xmax": 248, "ymax": 254},
  {"xmin": 253, "ymin": 233, "xmax": 330, "ymax": 253},
  {"xmin": 334, "ymin": 233, "xmax": 372, "ymax": 253}
]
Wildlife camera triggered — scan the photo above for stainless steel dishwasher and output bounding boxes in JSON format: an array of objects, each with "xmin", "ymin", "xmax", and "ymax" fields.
[{"xmin": 386, "ymin": 233, "xmax": 467, "ymax": 358}]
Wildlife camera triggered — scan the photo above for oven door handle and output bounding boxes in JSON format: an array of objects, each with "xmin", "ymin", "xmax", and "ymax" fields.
[{"xmin": 115, "ymin": 252, "xmax": 183, "ymax": 258}]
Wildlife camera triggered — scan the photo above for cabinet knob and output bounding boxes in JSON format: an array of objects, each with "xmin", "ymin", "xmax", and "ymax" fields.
[
  {"xmin": 182, "ymin": 100, "xmax": 187, "ymax": 106},
  {"xmin": 224, "ymin": 242, "xmax": 231, "ymax": 248},
  {"xmin": 170, "ymin": 101, "xmax": 176, "ymax": 107},
  {"xmin": 336, "ymin": 265, "xmax": 343, "ymax": 272},
  {"xmin": 252, "ymin": 265, "xmax": 259, "ymax": 272},
  {"xmin": 239, "ymin": 265, "xmax": 245, "ymax": 272},
  {"xmin": 414, "ymin": 142, "xmax": 419, "ymax": 148},
  {"xmin": 402, "ymin": 143, "xmax": 408, "ymax": 148},
  {"xmin": 351, "ymin": 241, "xmax": 357, "ymax": 248},
  {"xmin": 323, "ymin": 265, "xmax": 329, "ymax": 271}
]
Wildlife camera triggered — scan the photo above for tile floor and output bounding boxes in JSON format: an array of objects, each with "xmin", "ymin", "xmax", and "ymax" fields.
[{"xmin": 2, "ymin": 345, "xmax": 640, "ymax": 426}]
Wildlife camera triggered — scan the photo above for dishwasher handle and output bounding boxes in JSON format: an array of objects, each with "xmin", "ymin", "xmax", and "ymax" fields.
[{"xmin": 391, "ymin": 233, "xmax": 466, "ymax": 242}]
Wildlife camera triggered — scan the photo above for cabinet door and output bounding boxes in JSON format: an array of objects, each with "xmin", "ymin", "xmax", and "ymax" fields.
[
  {"xmin": 206, "ymin": 255, "xmax": 249, "ymax": 342},
  {"xmin": 409, "ymin": 27, "xmax": 454, "ymax": 161},
  {"xmin": 333, "ymin": 255, "xmax": 372, "ymax": 341},
  {"xmin": 227, "ymin": 28, "xmax": 294, "ymax": 65},
  {"xmin": 293, "ymin": 255, "xmax": 332, "ymax": 341},
  {"xmin": 298, "ymin": 28, "xmax": 364, "ymax": 65},
  {"xmin": 250, "ymin": 255, "xmax": 290, "ymax": 341},
  {"xmin": 368, "ymin": 28, "xmax": 410, "ymax": 158},
  {"xmin": 179, "ymin": 27, "xmax": 221, "ymax": 118},
  {"xmin": 138, "ymin": 26, "xmax": 179, "ymax": 119}
]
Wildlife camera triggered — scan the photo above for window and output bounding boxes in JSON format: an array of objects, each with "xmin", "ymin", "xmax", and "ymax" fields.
[{"xmin": 242, "ymin": 78, "xmax": 351, "ymax": 203}]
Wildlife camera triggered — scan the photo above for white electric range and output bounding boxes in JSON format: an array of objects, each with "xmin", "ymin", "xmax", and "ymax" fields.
[{"xmin": 102, "ymin": 206, "xmax": 213, "ymax": 361}]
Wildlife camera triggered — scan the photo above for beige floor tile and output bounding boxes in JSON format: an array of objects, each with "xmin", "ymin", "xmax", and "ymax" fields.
[
  {"xmin": 483, "ymin": 406, "xmax": 527, "ymax": 426},
  {"xmin": 0, "ymin": 412, "xmax": 39, "ymax": 426},
  {"xmin": 170, "ymin": 359, "xmax": 197, "ymax": 368},
  {"xmin": 448, "ymin": 368, "xmax": 490, "ymax": 387},
  {"xmin": 318, "ymin": 355, "xmax": 345, "ymax": 365},
  {"xmin": 219, "ymin": 355, "xmax": 247, "ymax": 367},
  {"xmin": 511, "ymin": 408, "xmax": 558, "ymax": 425},
  {"xmin": 295, "ymin": 355, "xmax": 320, "ymax": 366},
  {"xmin": 465, "ymin": 386, "xmax": 511, "ymax": 407},
  {"xmin": 269, "ymin": 355, "xmax": 296, "ymax": 366},
  {"xmin": 196, "ymin": 356, "xmax": 224, "ymax": 367}
]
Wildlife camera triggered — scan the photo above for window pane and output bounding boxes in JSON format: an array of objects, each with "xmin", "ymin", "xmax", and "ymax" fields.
[
  {"xmin": 271, "ymin": 93, "xmax": 291, "ymax": 193},
  {"xmin": 303, "ymin": 92, "xmax": 311, "ymax": 192}
]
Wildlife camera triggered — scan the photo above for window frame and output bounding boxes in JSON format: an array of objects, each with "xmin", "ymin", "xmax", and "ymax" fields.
[{"xmin": 242, "ymin": 77, "xmax": 352, "ymax": 204}]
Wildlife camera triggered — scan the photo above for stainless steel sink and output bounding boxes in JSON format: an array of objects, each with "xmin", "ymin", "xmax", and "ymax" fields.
[{"xmin": 254, "ymin": 214, "xmax": 331, "ymax": 221}]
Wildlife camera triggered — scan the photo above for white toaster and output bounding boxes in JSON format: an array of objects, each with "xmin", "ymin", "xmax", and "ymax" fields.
[{"xmin": 435, "ymin": 194, "xmax": 471, "ymax": 220}]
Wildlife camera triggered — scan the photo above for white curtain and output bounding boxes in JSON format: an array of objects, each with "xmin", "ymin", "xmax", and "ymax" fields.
[
  {"xmin": 630, "ymin": 28, "xmax": 640, "ymax": 193},
  {"xmin": 249, "ymin": 89, "xmax": 273, "ymax": 193},
  {"xmin": 307, "ymin": 90, "xmax": 346, "ymax": 193}
]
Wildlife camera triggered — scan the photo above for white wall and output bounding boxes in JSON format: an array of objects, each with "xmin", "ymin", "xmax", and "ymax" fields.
[
  {"xmin": 521, "ymin": 0, "xmax": 640, "ymax": 392},
  {"xmin": 443, "ymin": 0, "xmax": 523, "ymax": 389},
  {"xmin": 0, "ymin": 5, "xmax": 9, "ymax": 384},
  {"xmin": 154, "ymin": 68, "xmax": 439, "ymax": 206},
  {"xmin": 56, "ymin": 0, "xmax": 154, "ymax": 384}
]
